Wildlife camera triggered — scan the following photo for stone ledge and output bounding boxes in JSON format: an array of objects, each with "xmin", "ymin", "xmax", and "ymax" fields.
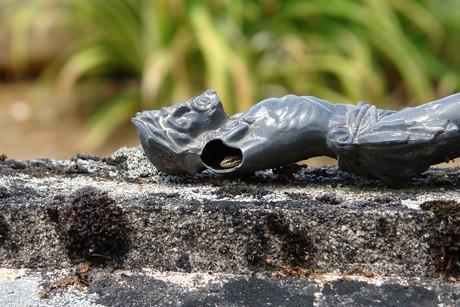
[{"xmin": 0, "ymin": 147, "xmax": 459, "ymax": 279}]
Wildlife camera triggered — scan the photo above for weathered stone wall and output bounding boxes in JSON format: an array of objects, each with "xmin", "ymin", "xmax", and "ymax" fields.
[
  {"xmin": 1, "ymin": 148, "xmax": 459, "ymax": 278},
  {"xmin": 2, "ymin": 148, "xmax": 460, "ymax": 305}
]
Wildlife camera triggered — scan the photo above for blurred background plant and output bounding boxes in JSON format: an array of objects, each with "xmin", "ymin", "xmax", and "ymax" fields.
[{"xmin": 1, "ymin": 0, "xmax": 459, "ymax": 159}]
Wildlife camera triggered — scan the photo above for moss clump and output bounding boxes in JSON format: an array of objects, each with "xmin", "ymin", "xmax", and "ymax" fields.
[
  {"xmin": 421, "ymin": 200, "xmax": 460, "ymax": 277},
  {"xmin": 0, "ymin": 185, "xmax": 9, "ymax": 198},
  {"xmin": 266, "ymin": 212, "xmax": 290, "ymax": 235},
  {"xmin": 282, "ymin": 231, "xmax": 314, "ymax": 265},
  {"xmin": 245, "ymin": 241, "xmax": 267, "ymax": 264},
  {"xmin": 0, "ymin": 215, "xmax": 9, "ymax": 247},
  {"xmin": 245, "ymin": 213, "xmax": 315, "ymax": 268},
  {"xmin": 273, "ymin": 163, "xmax": 303, "ymax": 182},
  {"xmin": 266, "ymin": 213, "xmax": 315, "ymax": 265},
  {"xmin": 60, "ymin": 186, "xmax": 129, "ymax": 264}
]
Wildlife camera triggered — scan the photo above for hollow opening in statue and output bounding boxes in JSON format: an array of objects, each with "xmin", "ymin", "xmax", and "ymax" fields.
[{"xmin": 201, "ymin": 139, "xmax": 243, "ymax": 170}]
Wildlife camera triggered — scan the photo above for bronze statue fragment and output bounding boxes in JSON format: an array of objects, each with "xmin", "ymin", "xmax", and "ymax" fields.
[{"xmin": 132, "ymin": 90, "xmax": 460, "ymax": 187}]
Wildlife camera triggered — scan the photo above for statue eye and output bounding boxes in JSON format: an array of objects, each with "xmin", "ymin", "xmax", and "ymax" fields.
[{"xmin": 171, "ymin": 106, "xmax": 190, "ymax": 117}]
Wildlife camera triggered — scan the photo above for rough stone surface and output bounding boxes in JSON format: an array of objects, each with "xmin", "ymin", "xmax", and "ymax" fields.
[{"xmin": 1, "ymin": 147, "xmax": 460, "ymax": 305}]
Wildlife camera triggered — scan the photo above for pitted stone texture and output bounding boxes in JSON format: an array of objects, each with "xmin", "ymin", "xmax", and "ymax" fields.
[{"xmin": 0, "ymin": 148, "xmax": 459, "ymax": 278}]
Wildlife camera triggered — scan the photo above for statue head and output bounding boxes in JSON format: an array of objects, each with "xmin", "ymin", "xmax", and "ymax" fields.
[{"xmin": 131, "ymin": 90, "xmax": 229, "ymax": 174}]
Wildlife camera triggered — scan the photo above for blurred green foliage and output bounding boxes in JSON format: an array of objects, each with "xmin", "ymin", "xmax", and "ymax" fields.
[{"xmin": 1, "ymin": 0, "xmax": 460, "ymax": 149}]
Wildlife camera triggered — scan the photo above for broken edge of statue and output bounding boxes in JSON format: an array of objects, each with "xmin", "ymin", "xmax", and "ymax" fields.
[{"xmin": 131, "ymin": 90, "xmax": 460, "ymax": 187}]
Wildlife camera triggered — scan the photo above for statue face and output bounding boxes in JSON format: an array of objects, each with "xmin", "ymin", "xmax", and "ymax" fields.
[
  {"xmin": 132, "ymin": 90, "xmax": 230, "ymax": 174},
  {"xmin": 156, "ymin": 90, "xmax": 228, "ymax": 138}
]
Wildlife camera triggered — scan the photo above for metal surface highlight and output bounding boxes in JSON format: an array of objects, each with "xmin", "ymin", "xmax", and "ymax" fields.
[{"xmin": 132, "ymin": 90, "xmax": 460, "ymax": 187}]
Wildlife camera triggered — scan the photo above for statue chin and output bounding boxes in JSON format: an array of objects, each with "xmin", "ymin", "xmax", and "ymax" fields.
[{"xmin": 132, "ymin": 90, "xmax": 460, "ymax": 187}]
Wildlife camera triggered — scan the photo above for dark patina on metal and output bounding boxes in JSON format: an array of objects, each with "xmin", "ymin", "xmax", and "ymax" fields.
[{"xmin": 132, "ymin": 90, "xmax": 460, "ymax": 187}]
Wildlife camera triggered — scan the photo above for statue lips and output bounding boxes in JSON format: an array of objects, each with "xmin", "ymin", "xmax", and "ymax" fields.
[{"xmin": 132, "ymin": 91, "xmax": 460, "ymax": 187}]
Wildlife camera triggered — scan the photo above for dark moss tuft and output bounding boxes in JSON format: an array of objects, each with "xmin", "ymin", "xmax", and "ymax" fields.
[
  {"xmin": 0, "ymin": 185, "xmax": 9, "ymax": 198},
  {"xmin": 266, "ymin": 213, "xmax": 315, "ymax": 266},
  {"xmin": 421, "ymin": 200, "xmax": 460, "ymax": 277},
  {"xmin": 0, "ymin": 215, "xmax": 9, "ymax": 246},
  {"xmin": 266, "ymin": 213, "xmax": 290, "ymax": 235},
  {"xmin": 59, "ymin": 186, "xmax": 130, "ymax": 264},
  {"xmin": 47, "ymin": 207, "xmax": 60, "ymax": 224},
  {"xmin": 245, "ymin": 242, "xmax": 266, "ymax": 264},
  {"xmin": 176, "ymin": 253, "xmax": 192, "ymax": 272},
  {"xmin": 244, "ymin": 213, "xmax": 315, "ymax": 268},
  {"xmin": 282, "ymin": 231, "xmax": 314, "ymax": 265},
  {"xmin": 273, "ymin": 164, "xmax": 303, "ymax": 182}
]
